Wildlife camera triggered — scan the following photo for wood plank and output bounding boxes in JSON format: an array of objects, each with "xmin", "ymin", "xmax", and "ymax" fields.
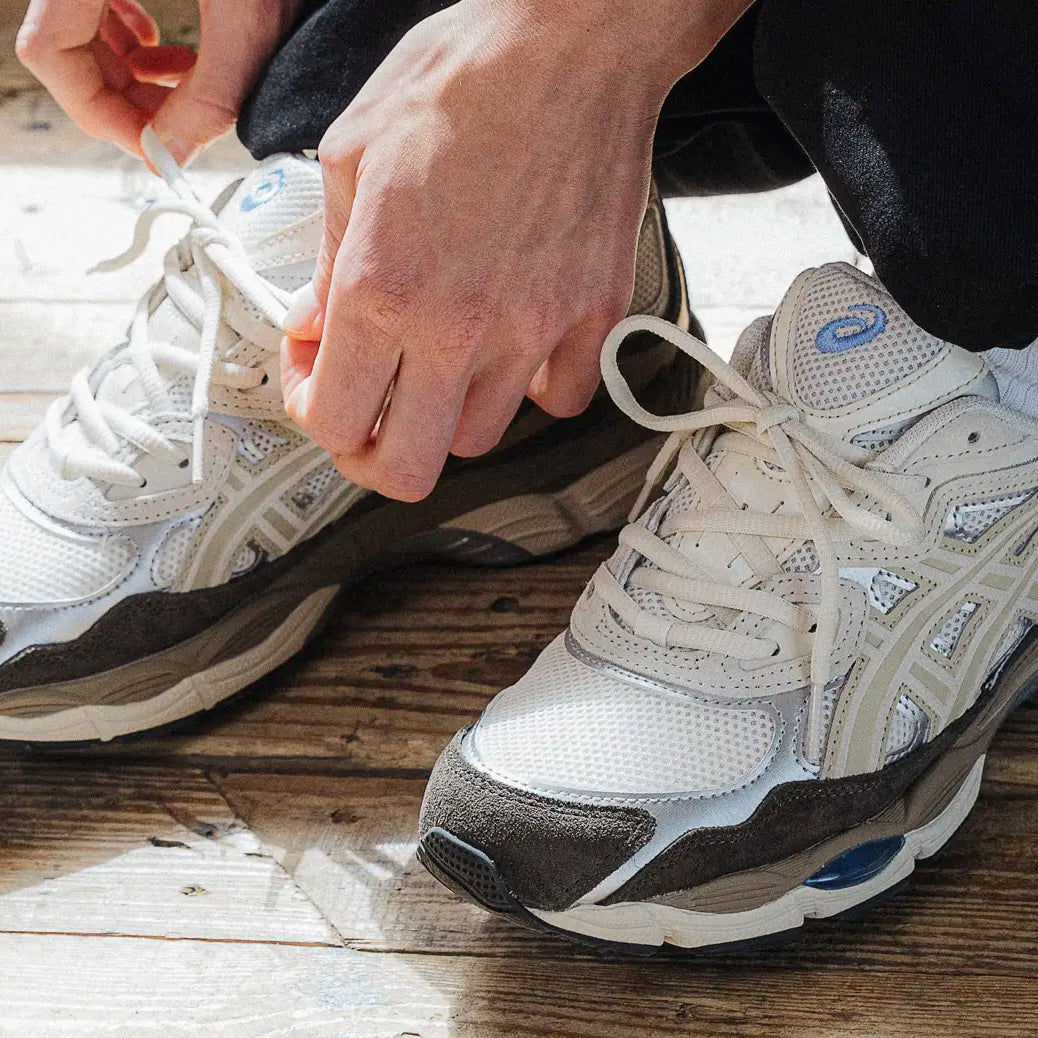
[
  {"xmin": 0, "ymin": 758, "xmax": 337, "ymax": 945},
  {"xmin": 0, "ymin": 88, "xmax": 250, "ymax": 172},
  {"xmin": 210, "ymin": 746, "xmax": 1038, "ymax": 972},
  {"xmin": 54, "ymin": 547, "xmax": 1038, "ymax": 782},
  {"xmin": 58, "ymin": 549, "xmax": 600, "ymax": 767},
  {"xmin": 0, "ymin": 301, "xmax": 130, "ymax": 392},
  {"xmin": 0, "ymin": 391, "xmax": 55, "ymax": 440},
  {"xmin": 0, "ymin": 931, "xmax": 1034, "ymax": 1037}
]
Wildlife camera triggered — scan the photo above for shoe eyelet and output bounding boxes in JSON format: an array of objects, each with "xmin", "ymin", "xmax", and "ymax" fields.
[
  {"xmin": 968, "ymin": 431, "xmax": 980, "ymax": 444},
  {"xmin": 178, "ymin": 458, "xmax": 189, "ymax": 469},
  {"xmin": 260, "ymin": 373, "xmax": 270, "ymax": 386}
]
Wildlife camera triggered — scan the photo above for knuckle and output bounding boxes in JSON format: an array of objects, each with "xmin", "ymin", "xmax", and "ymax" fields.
[
  {"xmin": 15, "ymin": 25, "xmax": 44, "ymax": 66},
  {"xmin": 303, "ymin": 414, "xmax": 361, "ymax": 459},
  {"xmin": 378, "ymin": 465, "xmax": 436, "ymax": 502},
  {"xmin": 452, "ymin": 427, "xmax": 501, "ymax": 458},
  {"xmin": 183, "ymin": 92, "xmax": 238, "ymax": 135},
  {"xmin": 538, "ymin": 383, "xmax": 596, "ymax": 419},
  {"xmin": 317, "ymin": 132, "xmax": 358, "ymax": 172}
]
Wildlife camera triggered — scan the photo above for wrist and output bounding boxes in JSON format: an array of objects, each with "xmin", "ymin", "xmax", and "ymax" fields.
[{"xmin": 472, "ymin": 0, "xmax": 751, "ymax": 92}]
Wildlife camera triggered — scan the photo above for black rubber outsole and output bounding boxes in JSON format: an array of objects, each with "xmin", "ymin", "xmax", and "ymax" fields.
[{"xmin": 416, "ymin": 825, "xmax": 913, "ymax": 959}]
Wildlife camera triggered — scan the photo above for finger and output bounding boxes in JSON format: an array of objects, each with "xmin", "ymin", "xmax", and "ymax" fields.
[
  {"xmin": 150, "ymin": 6, "xmax": 286, "ymax": 163},
  {"xmin": 311, "ymin": 148, "xmax": 359, "ymax": 310},
  {"xmin": 89, "ymin": 38, "xmax": 170, "ymax": 118},
  {"xmin": 99, "ymin": 10, "xmax": 136, "ymax": 58},
  {"xmin": 127, "ymin": 45, "xmax": 197, "ymax": 86},
  {"xmin": 90, "ymin": 37, "xmax": 132, "ymax": 91},
  {"xmin": 280, "ymin": 334, "xmax": 320, "ymax": 419},
  {"xmin": 283, "ymin": 282, "xmax": 325, "ymax": 342},
  {"xmin": 110, "ymin": 0, "xmax": 159, "ymax": 46},
  {"xmin": 335, "ymin": 353, "xmax": 470, "ymax": 501},
  {"xmin": 17, "ymin": 0, "xmax": 145, "ymax": 149},
  {"xmin": 451, "ymin": 364, "xmax": 533, "ymax": 457},
  {"xmin": 301, "ymin": 320, "xmax": 400, "ymax": 459},
  {"xmin": 291, "ymin": 260, "xmax": 402, "ymax": 458},
  {"xmin": 527, "ymin": 322, "xmax": 610, "ymax": 418},
  {"xmin": 124, "ymin": 79, "xmax": 174, "ymax": 118}
]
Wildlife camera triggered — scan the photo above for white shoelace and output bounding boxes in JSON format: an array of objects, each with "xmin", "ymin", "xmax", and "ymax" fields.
[
  {"xmin": 600, "ymin": 315, "xmax": 926, "ymax": 763},
  {"xmin": 45, "ymin": 127, "xmax": 290, "ymax": 488}
]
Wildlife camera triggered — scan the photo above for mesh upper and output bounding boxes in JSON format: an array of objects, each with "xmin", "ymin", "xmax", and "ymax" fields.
[
  {"xmin": 470, "ymin": 638, "xmax": 775, "ymax": 795},
  {"xmin": 0, "ymin": 484, "xmax": 134, "ymax": 605},
  {"xmin": 220, "ymin": 155, "xmax": 325, "ymax": 264},
  {"xmin": 885, "ymin": 693, "xmax": 928, "ymax": 762},
  {"xmin": 931, "ymin": 602, "xmax": 979, "ymax": 658},
  {"xmin": 789, "ymin": 265, "xmax": 947, "ymax": 410},
  {"xmin": 286, "ymin": 461, "xmax": 343, "ymax": 517},
  {"xmin": 628, "ymin": 203, "xmax": 667, "ymax": 317},
  {"xmin": 945, "ymin": 491, "xmax": 1036, "ymax": 543}
]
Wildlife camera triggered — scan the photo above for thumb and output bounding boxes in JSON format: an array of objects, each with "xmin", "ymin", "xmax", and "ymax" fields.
[
  {"xmin": 311, "ymin": 154, "xmax": 358, "ymax": 310},
  {"xmin": 150, "ymin": 6, "xmax": 285, "ymax": 164},
  {"xmin": 283, "ymin": 153, "xmax": 357, "ymax": 339}
]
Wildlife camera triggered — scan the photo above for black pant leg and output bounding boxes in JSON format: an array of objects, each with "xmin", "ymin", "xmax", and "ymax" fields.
[
  {"xmin": 240, "ymin": 0, "xmax": 1038, "ymax": 351},
  {"xmin": 238, "ymin": 0, "xmax": 455, "ymax": 157},
  {"xmin": 755, "ymin": 0, "xmax": 1038, "ymax": 350},
  {"xmin": 239, "ymin": 1, "xmax": 810, "ymax": 195},
  {"xmin": 653, "ymin": 7, "xmax": 813, "ymax": 197}
]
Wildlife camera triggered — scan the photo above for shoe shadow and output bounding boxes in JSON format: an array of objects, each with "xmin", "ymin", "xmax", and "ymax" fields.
[{"xmin": 0, "ymin": 544, "xmax": 1034, "ymax": 1033}]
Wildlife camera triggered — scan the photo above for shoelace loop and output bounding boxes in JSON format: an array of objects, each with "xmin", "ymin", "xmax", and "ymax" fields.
[
  {"xmin": 45, "ymin": 128, "xmax": 290, "ymax": 489},
  {"xmin": 600, "ymin": 314, "xmax": 925, "ymax": 764}
]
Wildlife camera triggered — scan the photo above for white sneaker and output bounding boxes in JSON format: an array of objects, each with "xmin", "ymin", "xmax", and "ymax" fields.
[
  {"xmin": 0, "ymin": 134, "xmax": 696, "ymax": 742},
  {"xmin": 419, "ymin": 261, "xmax": 1038, "ymax": 953}
]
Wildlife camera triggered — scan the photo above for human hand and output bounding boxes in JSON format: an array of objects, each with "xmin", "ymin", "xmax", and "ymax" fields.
[
  {"xmin": 283, "ymin": 0, "xmax": 749, "ymax": 502},
  {"xmin": 17, "ymin": 0, "xmax": 302, "ymax": 163}
]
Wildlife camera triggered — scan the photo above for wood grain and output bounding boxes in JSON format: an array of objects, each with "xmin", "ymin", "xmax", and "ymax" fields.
[
  {"xmin": 1, "ymin": 28, "xmax": 1036, "ymax": 1031},
  {"xmin": 0, "ymin": 932, "xmax": 1035, "ymax": 1038}
]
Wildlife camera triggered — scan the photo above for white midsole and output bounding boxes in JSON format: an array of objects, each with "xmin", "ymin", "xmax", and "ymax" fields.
[
  {"xmin": 530, "ymin": 755, "xmax": 985, "ymax": 949},
  {"xmin": 0, "ymin": 586, "xmax": 339, "ymax": 742}
]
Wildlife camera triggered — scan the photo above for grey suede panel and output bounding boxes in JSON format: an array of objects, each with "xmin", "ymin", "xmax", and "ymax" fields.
[
  {"xmin": 604, "ymin": 682, "xmax": 990, "ymax": 905},
  {"xmin": 420, "ymin": 733, "xmax": 657, "ymax": 912}
]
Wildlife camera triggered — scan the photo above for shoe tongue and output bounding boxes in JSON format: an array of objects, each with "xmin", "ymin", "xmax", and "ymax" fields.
[
  {"xmin": 217, "ymin": 153, "xmax": 324, "ymax": 286},
  {"xmin": 757, "ymin": 262, "xmax": 995, "ymax": 448}
]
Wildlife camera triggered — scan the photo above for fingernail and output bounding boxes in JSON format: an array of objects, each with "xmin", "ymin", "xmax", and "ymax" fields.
[
  {"xmin": 284, "ymin": 283, "xmax": 322, "ymax": 338},
  {"xmin": 284, "ymin": 376, "xmax": 313, "ymax": 423},
  {"xmin": 151, "ymin": 120, "xmax": 194, "ymax": 166}
]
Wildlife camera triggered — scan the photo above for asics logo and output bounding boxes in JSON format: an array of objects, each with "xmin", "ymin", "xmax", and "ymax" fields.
[
  {"xmin": 815, "ymin": 304, "xmax": 888, "ymax": 354},
  {"xmin": 240, "ymin": 169, "xmax": 285, "ymax": 211}
]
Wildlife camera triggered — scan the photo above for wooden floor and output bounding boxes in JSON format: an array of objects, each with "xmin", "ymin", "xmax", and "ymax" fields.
[{"xmin": 2, "ymin": 24, "xmax": 1038, "ymax": 1038}]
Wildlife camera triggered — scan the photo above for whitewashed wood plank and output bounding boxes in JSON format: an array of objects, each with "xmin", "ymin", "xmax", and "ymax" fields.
[
  {"xmin": 0, "ymin": 301, "xmax": 130, "ymax": 392},
  {"xmin": 215, "ymin": 752, "xmax": 1038, "ymax": 967},
  {"xmin": 0, "ymin": 760, "xmax": 336, "ymax": 946},
  {"xmin": 0, "ymin": 391, "xmax": 54, "ymax": 440},
  {"xmin": 0, "ymin": 931, "xmax": 1035, "ymax": 1038},
  {"xmin": 0, "ymin": 838, "xmax": 338, "ymax": 946},
  {"xmin": 665, "ymin": 176, "xmax": 858, "ymax": 314},
  {"xmin": 0, "ymin": 92, "xmax": 255, "ymax": 305},
  {"xmin": 692, "ymin": 305, "xmax": 770, "ymax": 361}
]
